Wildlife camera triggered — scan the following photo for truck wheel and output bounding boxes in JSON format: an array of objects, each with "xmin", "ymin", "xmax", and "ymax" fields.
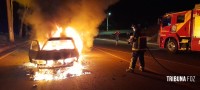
[{"xmin": 166, "ymin": 39, "xmax": 178, "ymax": 53}]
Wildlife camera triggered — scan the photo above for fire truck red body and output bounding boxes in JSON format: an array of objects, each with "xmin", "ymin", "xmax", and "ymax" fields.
[{"xmin": 159, "ymin": 4, "xmax": 200, "ymax": 53}]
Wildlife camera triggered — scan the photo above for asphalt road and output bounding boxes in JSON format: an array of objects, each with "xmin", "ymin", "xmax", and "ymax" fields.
[{"xmin": 0, "ymin": 39, "xmax": 199, "ymax": 90}]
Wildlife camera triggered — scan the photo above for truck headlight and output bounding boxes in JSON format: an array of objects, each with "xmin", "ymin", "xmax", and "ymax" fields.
[
  {"xmin": 46, "ymin": 60, "xmax": 54, "ymax": 66},
  {"xmin": 171, "ymin": 25, "xmax": 177, "ymax": 32},
  {"xmin": 36, "ymin": 60, "xmax": 47, "ymax": 64}
]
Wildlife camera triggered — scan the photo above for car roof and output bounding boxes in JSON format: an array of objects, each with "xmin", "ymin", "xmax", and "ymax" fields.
[{"xmin": 48, "ymin": 37, "xmax": 73, "ymax": 41}]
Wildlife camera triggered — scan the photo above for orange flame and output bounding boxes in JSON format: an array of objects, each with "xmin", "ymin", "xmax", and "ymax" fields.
[
  {"xmin": 29, "ymin": 26, "xmax": 87, "ymax": 81},
  {"xmin": 52, "ymin": 26, "xmax": 83, "ymax": 54}
]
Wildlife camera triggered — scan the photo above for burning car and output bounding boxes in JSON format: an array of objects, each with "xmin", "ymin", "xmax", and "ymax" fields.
[{"xmin": 29, "ymin": 37, "xmax": 79, "ymax": 69}]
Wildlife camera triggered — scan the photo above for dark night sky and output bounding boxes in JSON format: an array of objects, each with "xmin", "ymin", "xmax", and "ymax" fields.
[
  {"xmin": 0, "ymin": 0, "xmax": 8, "ymax": 33},
  {"xmin": 1, "ymin": 0, "xmax": 200, "ymax": 33},
  {"xmin": 0, "ymin": 0, "xmax": 21, "ymax": 33},
  {"xmin": 104, "ymin": 0, "xmax": 200, "ymax": 29}
]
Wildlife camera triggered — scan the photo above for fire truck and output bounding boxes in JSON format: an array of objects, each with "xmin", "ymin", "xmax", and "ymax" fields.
[{"xmin": 159, "ymin": 4, "xmax": 200, "ymax": 53}]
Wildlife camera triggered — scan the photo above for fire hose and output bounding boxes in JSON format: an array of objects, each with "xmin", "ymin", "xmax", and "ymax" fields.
[
  {"xmin": 146, "ymin": 47, "xmax": 175, "ymax": 74},
  {"xmin": 130, "ymin": 38, "xmax": 175, "ymax": 73},
  {"xmin": 130, "ymin": 36, "xmax": 186, "ymax": 75},
  {"xmin": 146, "ymin": 46, "xmax": 186, "ymax": 75}
]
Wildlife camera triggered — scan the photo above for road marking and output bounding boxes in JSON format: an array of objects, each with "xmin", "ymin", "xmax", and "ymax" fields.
[
  {"xmin": 95, "ymin": 46, "xmax": 199, "ymax": 88},
  {"xmin": 0, "ymin": 50, "xmax": 17, "ymax": 60},
  {"xmin": 95, "ymin": 38, "xmax": 159, "ymax": 46},
  {"xmin": 94, "ymin": 47, "xmax": 130, "ymax": 63},
  {"xmin": 95, "ymin": 48, "xmax": 164, "ymax": 75},
  {"xmin": 95, "ymin": 46, "xmax": 161, "ymax": 63},
  {"xmin": 95, "ymin": 46, "xmax": 132, "ymax": 54},
  {"xmin": 0, "ymin": 41, "xmax": 29, "ymax": 61},
  {"xmin": 94, "ymin": 46, "xmax": 200, "ymax": 69}
]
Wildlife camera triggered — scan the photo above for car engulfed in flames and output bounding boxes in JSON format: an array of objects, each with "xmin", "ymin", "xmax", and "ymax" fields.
[
  {"xmin": 27, "ymin": 26, "xmax": 88, "ymax": 81},
  {"xmin": 29, "ymin": 37, "xmax": 79, "ymax": 68}
]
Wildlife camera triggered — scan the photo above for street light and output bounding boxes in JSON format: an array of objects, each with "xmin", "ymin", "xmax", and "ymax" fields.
[{"xmin": 106, "ymin": 12, "xmax": 111, "ymax": 31}]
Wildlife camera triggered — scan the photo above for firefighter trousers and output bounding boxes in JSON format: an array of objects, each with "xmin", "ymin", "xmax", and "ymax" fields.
[{"xmin": 129, "ymin": 51, "xmax": 145, "ymax": 69}]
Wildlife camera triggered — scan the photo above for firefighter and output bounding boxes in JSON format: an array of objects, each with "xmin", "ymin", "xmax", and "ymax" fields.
[{"xmin": 126, "ymin": 23, "xmax": 146, "ymax": 73}]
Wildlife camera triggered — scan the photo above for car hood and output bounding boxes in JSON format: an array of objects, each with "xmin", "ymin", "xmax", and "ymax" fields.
[{"xmin": 35, "ymin": 49, "xmax": 79, "ymax": 60}]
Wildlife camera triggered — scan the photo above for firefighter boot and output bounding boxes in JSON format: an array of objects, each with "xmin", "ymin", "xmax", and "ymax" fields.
[
  {"xmin": 139, "ymin": 66, "xmax": 144, "ymax": 72},
  {"xmin": 126, "ymin": 68, "xmax": 134, "ymax": 73}
]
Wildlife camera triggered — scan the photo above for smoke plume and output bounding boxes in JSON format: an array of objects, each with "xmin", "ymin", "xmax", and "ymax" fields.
[{"xmin": 16, "ymin": 0, "xmax": 119, "ymax": 52}]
